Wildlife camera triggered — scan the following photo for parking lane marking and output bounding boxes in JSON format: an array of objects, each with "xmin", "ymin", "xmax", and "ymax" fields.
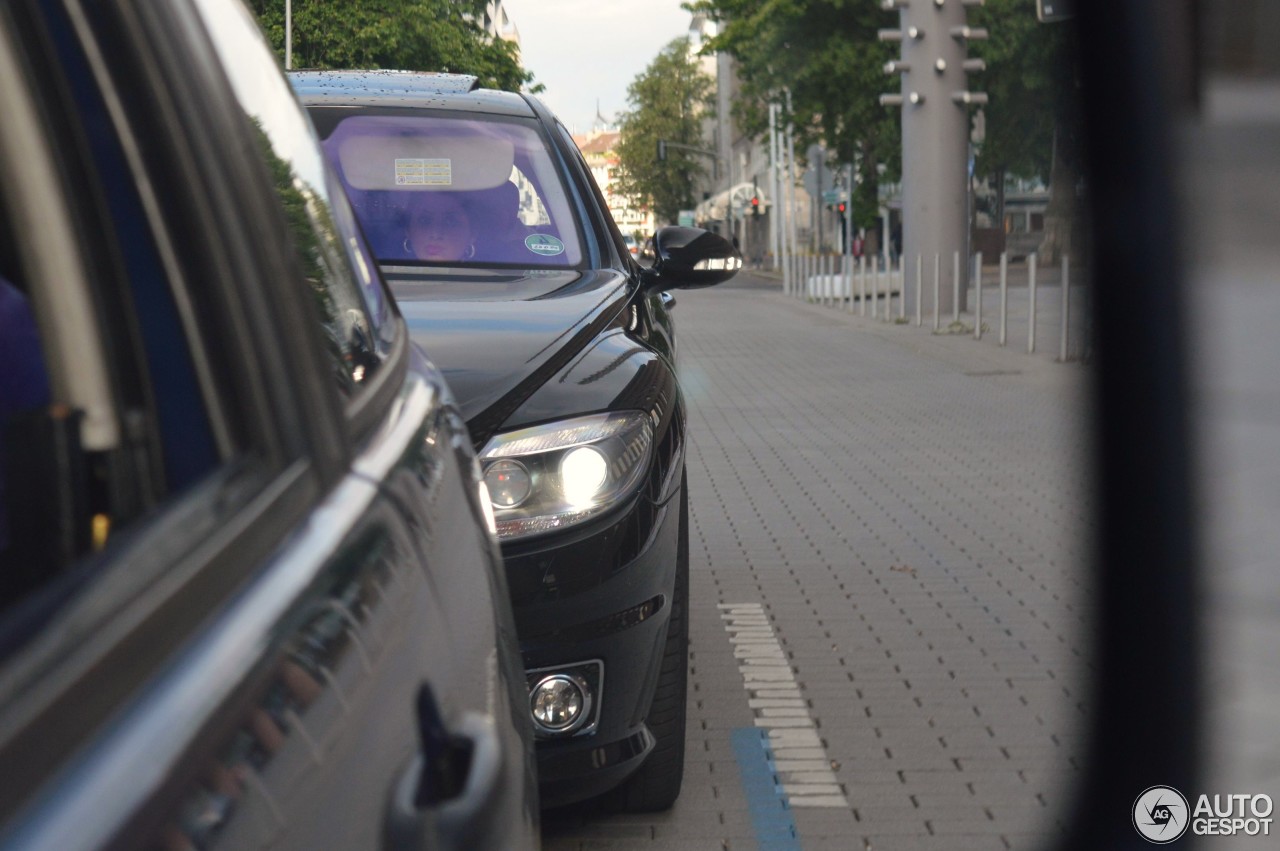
[
  {"xmin": 731, "ymin": 728, "xmax": 802, "ymax": 850},
  {"xmin": 720, "ymin": 603, "xmax": 849, "ymax": 811}
]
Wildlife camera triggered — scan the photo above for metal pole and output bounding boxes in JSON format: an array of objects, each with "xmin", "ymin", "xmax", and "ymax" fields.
[
  {"xmin": 1059, "ymin": 255, "xmax": 1070, "ymax": 361},
  {"xmin": 818, "ymin": 254, "xmax": 825, "ymax": 306},
  {"xmin": 785, "ymin": 90, "xmax": 798, "ymax": 278},
  {"xmin": 899, "ymin": 258, "xmax": 906, "ymax": 321},
  {"xmin": 871, "ymin": 257, "xmax": 879, "ymax": 319},
  {"xmin": 914, "ymin": 254, "xmax": 922, "ymax": 327},
  {"xmin": 824, "ymin": 254, "xmax": 832, "ymax": 307},
  {"xmin": 1028, "ymin": 252, "xmax": 1038, "ymax": 354},
  {"xmin": 845, "ymin": 254, "xmax": 853, "ymax": 313},
  {"xmin": 886, "ymin": 258, "xmax": 894, "ymax": 322},
  {"xmin": 830, "ymin": 255, "xmax": 836, "ymax": 308},
  {"xmin": 829, "ymin": 255, "xmax": 836, "ymax": 308},
  {"xmin": 285, "ymin": 0, "xmax": 293, "ymax": 70},
  {"xmin": 858, "ymin": 256, "xmax": 866, "ymax": 316},
  {"xmin": 974, "ymin": 251, "xmax": 983, "ymax": 339},
  {"xmin": 845, "ymin": 164, "xmax": 854, "ymax": 265},
  {"xmin": 952, "ymin": 250, "xmax": 961, "ymax": 324},
  {"xmin": 769, "ymin": 104, "xmax": 780, "ymax": 272},
  {"xmin": 999, "ymin": 252, "xmax": 1008, "ymax": 346},
  {"xmin": 932, "ymin": 254, "xmax": 941, "ymax": 332}
]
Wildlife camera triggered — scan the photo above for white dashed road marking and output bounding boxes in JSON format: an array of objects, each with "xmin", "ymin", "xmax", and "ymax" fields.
[{"xmin": 720, "ymin": 602, "xmax": 849, "ymax": 808}]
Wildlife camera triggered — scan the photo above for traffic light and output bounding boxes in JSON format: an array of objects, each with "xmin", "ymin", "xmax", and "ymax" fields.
[
  {"xmin": 750, "ymin": 196, "xmax": 760, "ymax": 216},
  {"xmin": 657, "ymin": 139, "xmax": 667, "ymax": 161},
  {"xmin": 837, "ymin": 202, "xmax": 846, "ymax": 214}
]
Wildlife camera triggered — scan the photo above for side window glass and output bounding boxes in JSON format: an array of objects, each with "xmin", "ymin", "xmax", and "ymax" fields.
[
  {"xmin": 0, "ymin": 6, "xmax": 221, "ymax": 649},
  {"xmin": 191, "ymin": 0, "xmax": 393, "ymax": 397},
  {"xmin": 0, "ymin": 263, "xmax": 52, "ymax": 593}
]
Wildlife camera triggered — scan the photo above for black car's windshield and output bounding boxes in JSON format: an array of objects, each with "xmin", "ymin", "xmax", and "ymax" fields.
[{"xmin": 318, "ymin": 113, "xmax": 584, "ymax": 269}]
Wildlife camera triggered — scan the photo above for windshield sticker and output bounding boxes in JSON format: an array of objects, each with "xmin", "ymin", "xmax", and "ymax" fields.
[
  {"xmin": 395, "ymin": 158, "xmax": 451, "ymax": 186},
  {"xmin": 525, "ymin": 234, "xmax": 565, "ymax": 256}
]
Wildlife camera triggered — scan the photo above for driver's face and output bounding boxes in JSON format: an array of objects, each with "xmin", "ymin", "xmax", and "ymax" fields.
[{"xmin": 407, "ymin": 193, "xmax": 473, "ymax": 261}]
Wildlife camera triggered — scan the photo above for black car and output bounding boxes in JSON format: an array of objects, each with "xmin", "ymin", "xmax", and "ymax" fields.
[
  {"xmin": 292, "ymin": 70, "xmax": 741, "ymax": 811},
  {"xmin": 0, "ymin": 2, "xmax": 536, "ymax": 849}
]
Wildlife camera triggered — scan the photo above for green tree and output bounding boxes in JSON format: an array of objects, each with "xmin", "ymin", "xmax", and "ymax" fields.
[
  {"xmin": 970, "ymin": 0, "xmax": 1081, "ymax": 261},
  {"xmin": 614, "ymin": 37, "xmax": 715, "ymax": 225},
  {"xmin": 248, "ymin": 0, "xmax": 538, "ymax": 93},
  {"xmin": 685, "ymin": 0, "xmax": 899, "ymax": 229}
]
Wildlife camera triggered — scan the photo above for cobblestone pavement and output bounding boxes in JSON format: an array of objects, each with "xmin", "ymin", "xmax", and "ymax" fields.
[{"xmin": 543, "ymin": 270, "xmax": 1089, "ymax": 850}]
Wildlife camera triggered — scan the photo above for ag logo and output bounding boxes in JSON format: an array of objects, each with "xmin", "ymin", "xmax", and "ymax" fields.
[{"xmin": 1134, "ymin": 786, "xmax": 1190, "ymax": 843}]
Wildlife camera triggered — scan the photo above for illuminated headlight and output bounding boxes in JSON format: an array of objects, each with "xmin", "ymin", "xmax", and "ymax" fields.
[{"xmin": 479, "ymin": 411, "xmax": 654, "ymax": 540}]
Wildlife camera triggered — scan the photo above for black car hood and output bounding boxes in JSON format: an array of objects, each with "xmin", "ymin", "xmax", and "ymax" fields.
[{"xmin": 385, "ymin": 266, "xmax": 633, "ymax": 447}]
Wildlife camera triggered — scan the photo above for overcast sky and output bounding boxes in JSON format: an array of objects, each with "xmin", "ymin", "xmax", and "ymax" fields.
[{"xmin": 499, "ymin": 0, "xmax": 696, "ymax": 134}]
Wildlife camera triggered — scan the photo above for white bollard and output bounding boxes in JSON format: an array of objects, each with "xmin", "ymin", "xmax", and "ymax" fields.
[
  {"xmin": 858, "ymin": 256, "xmax": 867, "ymax": 316},
  {"xmin": 999, "ymin": 252, "xmax": 1008, "ymax": 346},
  {"xmin": 899, "ymin": 259, "xmax": 906, "ymax": 321},
  {"xmin": 952, "ymin": 250, "xmax": 961, "ymax": 324},
  {"xmin": 871, "ymin": 257, "xmax": 879, "ymax": 319},
  {"xmin": 932, "ymin": 254, "xmax": 941, "ymax": 332},
  {"xmin": 1059, "ymin": 255, "xmax": 1070, "ymax": 361},
  {"xmin": 915, "ymin": 254, "xmax": 922, "ymax": 327},
  {"xmin": 886, "ymin": 258, "xmax": 894, "ymax": 322},
  {"xmin": 1028, "ymin": 252, "xmax": 1038, "ymax": 354},
  {"xmin": 974, "ymin": 252, "xmax": 983, "ymax": 340}
]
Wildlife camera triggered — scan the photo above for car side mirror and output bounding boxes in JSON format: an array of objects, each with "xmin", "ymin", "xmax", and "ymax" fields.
[{"xmin": 643, "ymin": 226, "xmax": 741, "ymax": 290}]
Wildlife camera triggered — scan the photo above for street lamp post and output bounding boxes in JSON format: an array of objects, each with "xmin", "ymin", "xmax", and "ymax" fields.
[{"xmin": 285, "ymin": 0, "xmax": 292, "ymax": 70}]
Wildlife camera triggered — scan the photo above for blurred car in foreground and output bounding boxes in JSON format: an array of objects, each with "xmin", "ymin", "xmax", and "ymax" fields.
[
  {"xmin": 0, "ymin": 2, "xmax": 536, "ymax": 849},
  {"xmin": 292, "ymin": 69, "xmax": 741, "ymax": 811}
]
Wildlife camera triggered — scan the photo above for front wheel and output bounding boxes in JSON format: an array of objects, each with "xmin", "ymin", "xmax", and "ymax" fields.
[{"xmin": 605, "ymin": 471, "xmax": 689, "ymax": 812}]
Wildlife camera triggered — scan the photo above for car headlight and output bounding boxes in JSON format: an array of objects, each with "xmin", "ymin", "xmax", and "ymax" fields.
[{"xmin": 479, "ymin": 411, "xmax": 654, "ymax": 540}]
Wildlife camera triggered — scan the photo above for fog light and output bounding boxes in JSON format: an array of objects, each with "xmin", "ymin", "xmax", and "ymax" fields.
[{"xmin": 530, "ymin": 673, "xmax": 591, "ymax": 734}]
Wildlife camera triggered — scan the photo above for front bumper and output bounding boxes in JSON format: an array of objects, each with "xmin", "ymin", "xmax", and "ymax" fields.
[{"xmin": 501, "ymin": 485, "xmax": 682, "ymax": 809}]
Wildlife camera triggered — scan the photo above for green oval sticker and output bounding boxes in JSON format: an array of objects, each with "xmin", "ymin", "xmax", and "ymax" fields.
[{"xmin": 525, "ymin": 234, "xmax": 565, "ymax": 256}]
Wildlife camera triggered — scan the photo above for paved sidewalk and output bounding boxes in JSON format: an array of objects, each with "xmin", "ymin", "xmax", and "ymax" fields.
[{"xmin": 544, "ymin": 271, "xmax": 1089, "ymax": 850}]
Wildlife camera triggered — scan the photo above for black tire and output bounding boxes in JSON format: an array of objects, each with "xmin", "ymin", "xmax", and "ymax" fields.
[{"xmin": 605, "ymin": 471, "xmax": 689, "ymax": 812}]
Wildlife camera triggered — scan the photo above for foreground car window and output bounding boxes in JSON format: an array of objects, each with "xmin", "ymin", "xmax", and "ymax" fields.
[
  {"xmin": 318, "ymin": 114, "xmax": 585, "ymax": 268},
  {"xmin": 190, "ymin": 0, "xmax": 393, "ymax": 398}
]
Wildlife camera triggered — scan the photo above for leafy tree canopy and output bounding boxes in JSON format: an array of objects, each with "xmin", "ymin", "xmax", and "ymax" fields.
[
  {"xmin": 969, "ymin": 0, "xmax": 1078, "ymax": 183},
  {"xmin": 249, "ymin": 0, "xmax": 538, "ymax": 93},
  {"xmin": 685, "ymin": 0, "xmax": 900, "ymax": 228},
  {"xmin": 614, "ymin": 37, "xmax": 715, "ymax": 225}
]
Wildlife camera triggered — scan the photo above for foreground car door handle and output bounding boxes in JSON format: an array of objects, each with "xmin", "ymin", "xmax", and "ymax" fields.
[{"xmin": 384, "ymin": 686, "xmax": 504, "ymax": 850}]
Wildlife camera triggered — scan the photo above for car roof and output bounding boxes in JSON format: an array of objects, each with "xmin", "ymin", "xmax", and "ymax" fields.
[{"xmin": 289, "ymin": 70, "xmax": 536, "ymax": 118}]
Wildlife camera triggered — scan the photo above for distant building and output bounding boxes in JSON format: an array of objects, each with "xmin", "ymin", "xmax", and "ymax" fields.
[
  {"xmin": 480, "ymin": 1, "xmax": 520, "ymax": 48},
  {"xmin": 688, "ymin": 12, "xmax": 797, "ymax": 261},
  {"xmin": 571, "ymin": 129, "xmax": 656, "ymax": 240}
]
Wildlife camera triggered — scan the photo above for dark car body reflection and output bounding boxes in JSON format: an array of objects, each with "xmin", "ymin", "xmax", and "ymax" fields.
[{"xmin": 0, "ymin": 2, "xmax": 535, "ymax": 850}]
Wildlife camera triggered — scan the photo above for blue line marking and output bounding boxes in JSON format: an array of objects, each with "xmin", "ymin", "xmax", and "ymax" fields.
[{"xmin": 732, "ymin": 727, "xmax": 801, "ymax": 850}]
